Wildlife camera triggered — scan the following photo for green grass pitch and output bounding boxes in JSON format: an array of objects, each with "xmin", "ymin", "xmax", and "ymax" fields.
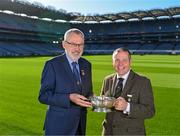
[{"xmin": 0, "ymin": 55, "xmax": 180, "ymax": 135}]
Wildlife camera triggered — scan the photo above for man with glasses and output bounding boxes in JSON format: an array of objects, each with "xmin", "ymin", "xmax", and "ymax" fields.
[{"xmin": 38, "ymin": 28, "xmax": 93, "ymax": 135}]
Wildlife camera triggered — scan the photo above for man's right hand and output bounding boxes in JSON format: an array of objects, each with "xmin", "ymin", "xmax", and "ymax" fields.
[{"xmin": 69, "ymin": 93, "xmax": 92, "ymax": 107}]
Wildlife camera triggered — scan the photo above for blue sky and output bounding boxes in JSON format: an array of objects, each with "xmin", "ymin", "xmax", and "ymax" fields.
[{"xmin": 26, "ymin": 0, "xmax": 180, "ymax": 15}]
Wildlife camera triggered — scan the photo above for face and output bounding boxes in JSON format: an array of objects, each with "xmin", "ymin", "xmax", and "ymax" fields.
[
  {"xmin": 113, "ymin": 51, "xmax": 131, "ymax": 76},
  {"xmin": 62, "ymin": 32, "xmax": 84, "ymax": 62}
]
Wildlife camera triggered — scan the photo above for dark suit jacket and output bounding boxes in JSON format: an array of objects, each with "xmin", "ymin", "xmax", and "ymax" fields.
[
  {"xmin": 38, "ymin": 54, "xmax": 93, "ymax": 135},
  {"xmin": 101, "ymin": 70, "xmax": 155, "ymax": 135}
]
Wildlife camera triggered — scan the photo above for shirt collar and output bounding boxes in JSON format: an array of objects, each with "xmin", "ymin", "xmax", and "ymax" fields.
[
  {"xmin": 65, "ymin": 51, "xmax": 78, "ymax": 65},
  {"xmin": 116, "ymin": 69, "xmax": 130, "ymax": 81},
  {"xmin": 65, "ymin": 51, "xmax": 80, "ymax": 72}
]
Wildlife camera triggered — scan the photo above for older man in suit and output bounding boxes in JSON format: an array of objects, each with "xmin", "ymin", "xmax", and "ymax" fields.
[
  {"xmin": 101, "ymin": 47, "xmax": 155, "ymax": 135},
  {"xmin": 38, "ymin": 28, "xmax": 93, "ymax": 135}
]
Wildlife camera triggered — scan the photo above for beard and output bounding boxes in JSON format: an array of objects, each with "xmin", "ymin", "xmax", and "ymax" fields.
[{"xmin": 70, "ymin": 51, "xmax": 83, "ymax": 61}]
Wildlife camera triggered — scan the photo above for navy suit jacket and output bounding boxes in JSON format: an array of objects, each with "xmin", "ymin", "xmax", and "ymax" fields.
[{"xmin": 38, "ymin": 54, "xmax": 93, "ymax": 135}]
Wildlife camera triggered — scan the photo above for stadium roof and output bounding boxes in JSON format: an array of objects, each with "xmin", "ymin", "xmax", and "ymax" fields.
[
  {"xmin": 73, "ymin": 7, "xmax": 180, "ymax": 23},
  {"xmin": 0, "ymin": 0, "xmax": 180, "ymax": 23}
]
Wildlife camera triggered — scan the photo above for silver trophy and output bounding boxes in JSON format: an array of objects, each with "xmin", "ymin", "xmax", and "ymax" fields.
[{"xmin": 90, "ymin": 96, "xmax": 115, "ymax": 112}]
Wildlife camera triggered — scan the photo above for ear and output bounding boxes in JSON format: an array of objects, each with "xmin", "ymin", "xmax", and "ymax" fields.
[
  {"xmin": 62, "ymin": 41, "xmax": 66, "ymax": 49},
  {"xmin": 129, "ymin": 58, "xmax": 132, "ymax": 65}
]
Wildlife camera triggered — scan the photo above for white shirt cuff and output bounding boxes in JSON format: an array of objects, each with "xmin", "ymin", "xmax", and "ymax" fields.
[{"xmin": 123, "ymin": 102, "xmax": 130, "ymax": 114}]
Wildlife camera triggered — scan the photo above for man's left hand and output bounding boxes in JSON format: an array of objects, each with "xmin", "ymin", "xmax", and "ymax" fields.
[{"xmin": 114, "ymin": 97, "xmax": 128, "ymax": 111}]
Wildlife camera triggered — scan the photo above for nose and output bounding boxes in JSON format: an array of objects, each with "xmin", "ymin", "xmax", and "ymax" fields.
[
  {"xmin": 74, "ymin": 45, "xmax": 81, "ymax": 50},
  {"xmin": 117, "ymin": 60, "xmax": 124, "ymax": 66}
]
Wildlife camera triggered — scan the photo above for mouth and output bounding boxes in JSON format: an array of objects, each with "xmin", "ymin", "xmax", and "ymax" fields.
[
  {"xmin": 73, "ymin": 51, "xmax": 80, "ymax": 55},
  {"xmin": 118, "ymin": 66, "xmax": 124, "ymax": 70}
]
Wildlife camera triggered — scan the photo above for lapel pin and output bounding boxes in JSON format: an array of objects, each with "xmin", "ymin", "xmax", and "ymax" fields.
[
  {"xmin": 127, "ymin": 94, "xmax": 132, "ymax": 102},
  {"xmin": 81, "ymin": 70, "xmax": 85, "ymax": 76}
]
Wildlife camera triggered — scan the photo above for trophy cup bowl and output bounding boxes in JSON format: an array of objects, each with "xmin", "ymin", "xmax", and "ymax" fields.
[{"xmin": 90, "ymin": 96, "xmax": 115, "ymax": 112}]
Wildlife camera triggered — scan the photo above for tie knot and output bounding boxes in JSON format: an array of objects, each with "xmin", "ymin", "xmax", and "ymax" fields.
[
  {"xmin": 118, "ymin": 78, "xmax": 124, "ymax": 82},
  {"xmin": 72, "ymin": 62, "xmax": 78, "ymax": 67}
]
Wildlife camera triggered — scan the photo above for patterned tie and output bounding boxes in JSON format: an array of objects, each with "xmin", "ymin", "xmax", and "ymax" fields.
[
  {"xmin": 72, "ymin": 62, "xmax": 81, "ymax": 83},
  {"xmin": 114, "ymin": 78, "xmax": 124, "ymax": 98}
]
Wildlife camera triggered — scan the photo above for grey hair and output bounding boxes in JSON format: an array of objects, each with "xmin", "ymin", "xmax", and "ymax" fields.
[
  {"xmin": 64, "ymin": 28, "xmax": 84, "ymax": 41},
  {"xmin": 112, "ymin": 47, "xmax": 131, "ymax": 61}
]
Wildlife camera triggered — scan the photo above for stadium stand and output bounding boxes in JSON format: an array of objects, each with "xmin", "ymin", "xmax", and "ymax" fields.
[
  {"xmin": 0, "ymin": 0, "xmax": 179, "ymax": 56},
  {"xmin": 72, "ymin": 17, "xmax": 180, "ymax": 54}
]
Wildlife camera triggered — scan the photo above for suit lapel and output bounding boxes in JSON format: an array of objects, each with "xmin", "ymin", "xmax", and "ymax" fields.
[
  {"xmin": 121, "ymin": 70, "xmax": 135, "ymax": 97},
  {"xmin": 110, "ymin": 74, "xmax": 117, "ymax": 97},
  {"xmin": 79, "ymin": 59, "xmax": 86, "ymax": 95},
  {"xmin": 79, "ymin": 60, "xmax": 85, "ymax": 82},
  {"xmin": 61, "ymin": 54, "xmax": 75, "ymax": 84}
]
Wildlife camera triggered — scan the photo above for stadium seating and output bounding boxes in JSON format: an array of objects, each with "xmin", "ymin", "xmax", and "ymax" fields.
[{"xmin": 0, "ymin": 2, "xmax": 179, "ymax": 56}]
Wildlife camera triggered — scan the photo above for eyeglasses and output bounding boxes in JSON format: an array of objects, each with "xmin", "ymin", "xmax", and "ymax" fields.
[{"xmin": 65, "ymin": 41, "xmax": 84, "ymax": 48}]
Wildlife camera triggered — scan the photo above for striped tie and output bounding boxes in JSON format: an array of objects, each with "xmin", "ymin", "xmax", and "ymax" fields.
[{"xmin": 114, "ymin": 78, "xmax": 124, "ymax": 98}]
